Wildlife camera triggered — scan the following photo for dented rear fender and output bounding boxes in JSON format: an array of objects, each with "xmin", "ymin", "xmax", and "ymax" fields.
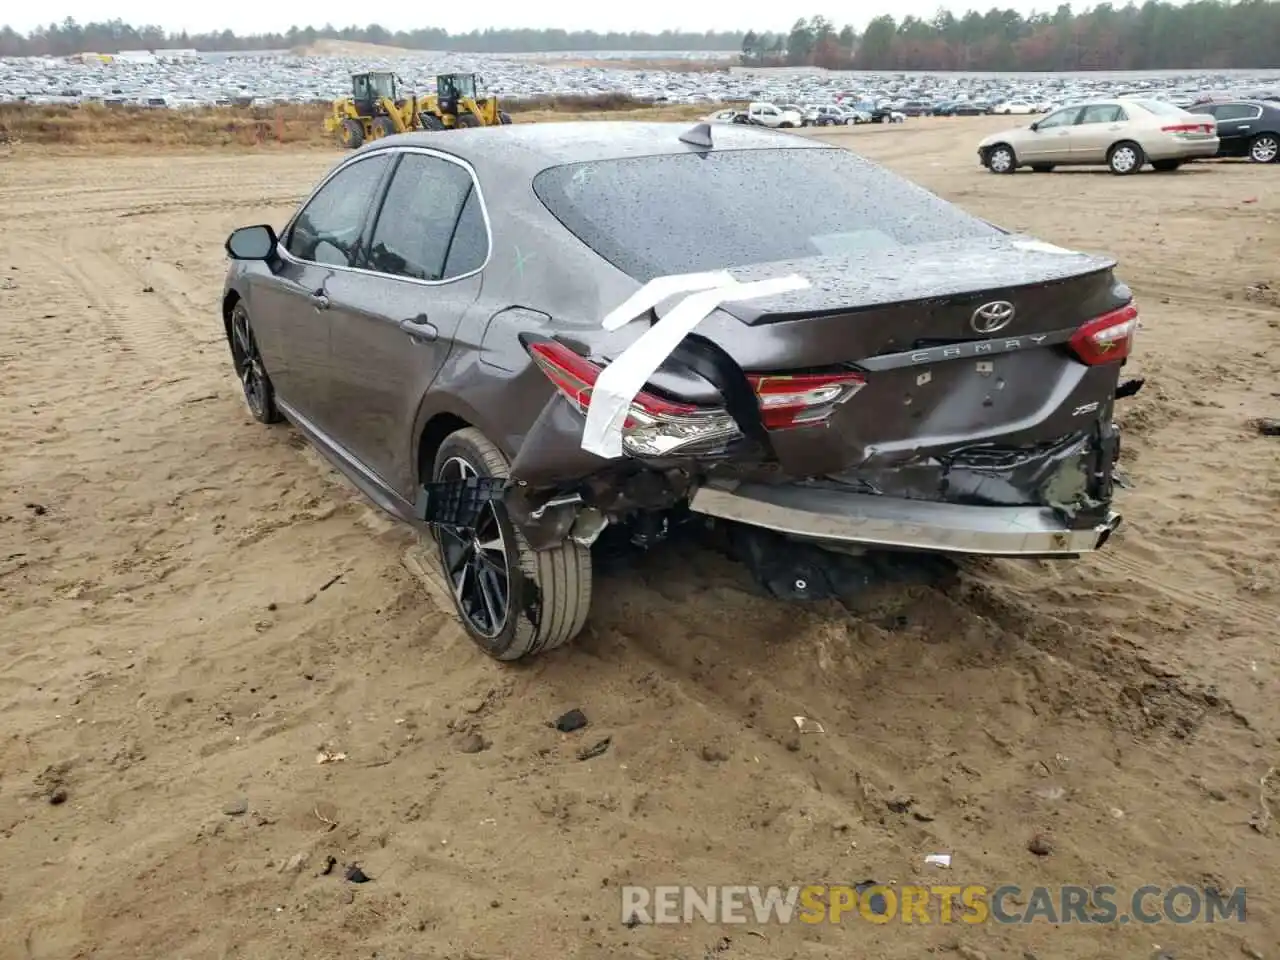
[{"xmin": 507, "ymin": 392, "xmax": 615, "ymax": 488}]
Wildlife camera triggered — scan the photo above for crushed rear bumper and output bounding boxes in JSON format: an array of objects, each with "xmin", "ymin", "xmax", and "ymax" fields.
[{"xmin": 689, "ymin": 480, "xmax": 1121, "ymax": 557}]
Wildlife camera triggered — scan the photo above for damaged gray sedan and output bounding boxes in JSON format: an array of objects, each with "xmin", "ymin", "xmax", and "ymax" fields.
[{"xmin": 220, "ymin": 120, "xmax": 1141, "ymax": 660}]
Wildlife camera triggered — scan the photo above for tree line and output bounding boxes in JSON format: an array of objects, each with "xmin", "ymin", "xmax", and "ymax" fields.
[
  {"xmin": 746, "ymin": 1, "xmax": 1280, "ymax": 71},
  {"xmin": 1, "ymin": 2, "xmax": 1277, "ymax": 70},
  {"xmin": 0, "ymin": 21, "xmax": 743, "ymax": 57}
]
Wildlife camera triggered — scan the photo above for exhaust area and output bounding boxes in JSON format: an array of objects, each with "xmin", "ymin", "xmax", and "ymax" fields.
[{"xmin": 1095, "ymin": 512, "xmax": 1123, "ymax": 550}]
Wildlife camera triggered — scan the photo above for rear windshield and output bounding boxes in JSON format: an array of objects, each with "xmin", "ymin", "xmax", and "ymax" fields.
[
  {"xmin": 1130, "ymin": 99, "xmax": 1185, "ymax": 116},
  {"xmin": 532, "ymin": 148, "xmax": 1001, "ymax": 282}
]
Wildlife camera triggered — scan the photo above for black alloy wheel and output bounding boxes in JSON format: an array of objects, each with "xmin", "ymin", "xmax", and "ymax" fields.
[
  {"xmin": 435, "ymin": 455, "xmax": 511, "ymax": 640},
  {"xmin": 230, "ymin": 303, "xmax": 280, "ymax": 423}
]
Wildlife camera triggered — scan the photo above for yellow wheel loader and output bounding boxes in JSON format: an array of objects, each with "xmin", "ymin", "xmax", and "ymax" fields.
[
  {"xmin": 427, "ymin": 73, "xmax": 512, "ymax": 129},
  {"xmin": 324, "ymin": 71, "xmax": 512, "ymax": 149}
]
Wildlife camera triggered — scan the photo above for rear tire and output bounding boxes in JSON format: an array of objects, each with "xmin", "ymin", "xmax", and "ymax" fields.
[
  {"xmin": 456, "ymin": 113, "xmax": 480, "ymax": 128},
  {"xmin": 419, "ymin": 112, "xmax": 446, "ymax": 131},
  {"xmin": 1107, "ymin": 140, "xmax": 1144, "ymax": 175},
  {"xmin": 371, "ymin": 116, "xmax": 397, "ymax": 139},
  {"xmin": 1248, "ymin": 132, "xmax": 1279, "ymax": 163},
  {"xmin": 498, "ymin": 111, "xmax": 513, "ymax": 125},
  {"xmin": 1151, "ymin": 159, "xmax": 1183, "ymax": 171},
  {"xmin": 431, "ymin": 428, "xmax": 592, "ymax": 661},
  {"xmin": 986, "ymin": 144, "xmax": 1017, "ymax": 173}
]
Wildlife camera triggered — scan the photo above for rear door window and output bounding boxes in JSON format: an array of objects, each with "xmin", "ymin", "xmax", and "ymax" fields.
[
  {"xmin": 1130, "ymin": 99, "xmax": 1186, "ymax": 117},
  {"xmin": 285, "ymin": 154, "xmax": 390, "ymax": 267},
  {"xmin": 532, "ymin": 148, "xmax": 1001, "ymax": 282},
  {"xmin": 366, "ymin": 152, "xmax": 480, "ymax": 282},
  {"xmin": 1078, "ymin": 104, "xmax": 1125, "ymax": 124},
  {"xmin": 1216, "ymin": 103, "xmax": 1262, "ymax": 121},
  {"xmin": 443, "ymin": 189, "xmax": 488, "ymax": 278}
]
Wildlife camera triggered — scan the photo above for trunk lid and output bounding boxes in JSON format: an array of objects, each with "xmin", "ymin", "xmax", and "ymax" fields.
[{"xmin": 609, "ymin": 237, "xmax": 1131, "ymax": 479}]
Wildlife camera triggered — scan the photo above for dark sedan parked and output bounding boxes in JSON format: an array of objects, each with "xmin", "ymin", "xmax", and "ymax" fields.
[
  {"xmin": 221, "ymin": 121, "xmax": 1136, "ymax": 660},
  {"xmin": 851, "ymin": 101, "xmax": 895, "ymax": 123},
  {"xmin": 1185, "ymin": 99, "xmax": 1280, "ymax": 163}
]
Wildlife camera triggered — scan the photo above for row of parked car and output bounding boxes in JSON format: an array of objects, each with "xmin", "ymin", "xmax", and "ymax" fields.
[
  {"xmin": 703, "ymin": 101, "xmax": 906, "ymax": 129},
  {"xmin": 976, "ymin": 97, "xmax": 1280, "ymax": 174},
  {"xmin": 704, "ymin": 96, "xmax": 1074, "ymax": 129},
  {"xmin": 699, "ymin": 94, "xmax": 1278, "ymax": 175}
]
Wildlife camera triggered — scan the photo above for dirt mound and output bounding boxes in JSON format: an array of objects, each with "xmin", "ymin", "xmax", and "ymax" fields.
[
  {"xmin": 0, "ymin": 98, "xmax": 714, "ymax": 150},
  {"xmin": 294, "ymin": 38, "xmax": 421, "ymax": 57}
]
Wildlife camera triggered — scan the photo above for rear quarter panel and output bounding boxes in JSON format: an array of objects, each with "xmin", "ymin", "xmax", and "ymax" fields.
[{"xmin": 407, "ymin": 187, "xmax": 641, "ymax": 491}]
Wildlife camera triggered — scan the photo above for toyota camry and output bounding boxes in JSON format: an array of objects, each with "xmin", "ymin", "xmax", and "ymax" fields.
[{"xmin": 221, "ymin": 121, "xmax": 1141, "ymax": 660}]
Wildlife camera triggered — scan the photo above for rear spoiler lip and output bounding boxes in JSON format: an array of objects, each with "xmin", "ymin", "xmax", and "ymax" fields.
[{"xmin": 717, "ymin": 264, "xmax": 1119, "ymax": 327}]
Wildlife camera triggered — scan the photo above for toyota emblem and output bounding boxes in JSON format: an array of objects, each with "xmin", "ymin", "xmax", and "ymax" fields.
[{"xmin": 971, "ymin": 300, "xmax": 1015, "ymax": 334}]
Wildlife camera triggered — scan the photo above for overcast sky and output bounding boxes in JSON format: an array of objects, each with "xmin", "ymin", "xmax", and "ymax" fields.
[{"xmin": 6, "ymin": 1, "xmax": 1080, "ymax": 36}]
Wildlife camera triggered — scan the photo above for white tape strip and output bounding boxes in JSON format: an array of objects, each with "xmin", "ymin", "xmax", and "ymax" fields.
[
  {"xmin": 599, "ymin": 270, "xmax": 735, "ymax": 331},
  {"xmin": 582, "ymin": 274, "xmax": 810, "ymax": 459},
  {"xmin": 1012, "ymin": 239, "xmax": 1078, "ymax": 256}
]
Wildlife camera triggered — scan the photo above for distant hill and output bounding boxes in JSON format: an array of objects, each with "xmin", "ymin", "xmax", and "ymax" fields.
[{"xmin": 293, "ymin": 39, "xmax": 420, "ymax": 57}]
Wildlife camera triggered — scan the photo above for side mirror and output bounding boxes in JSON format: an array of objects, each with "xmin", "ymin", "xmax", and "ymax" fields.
[
  {"xmin": 226, "ymin": 224, "xmax": 278, "ymax": 261},
  {"xmin": 1029, "ymin": 121, "xmax": 1040, "ymax": 132}
]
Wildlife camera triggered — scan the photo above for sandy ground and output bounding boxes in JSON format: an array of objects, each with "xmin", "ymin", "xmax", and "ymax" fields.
[{"xmin": 1, "ymin": 116, "xmax": 1278, "ymax": 959}]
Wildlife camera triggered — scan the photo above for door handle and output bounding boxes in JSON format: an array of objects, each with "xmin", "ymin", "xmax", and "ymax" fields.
[
  {"xmin": 398, "ymin": 315, "xmax": 438, "ymax": 342},
  {"xmin": 1239, "ymin": 124, "xmax": 1251, "ymax": 129},
  {"xmin": 308, "ymin": 289, "xmax": 330, "ymax": 310}
]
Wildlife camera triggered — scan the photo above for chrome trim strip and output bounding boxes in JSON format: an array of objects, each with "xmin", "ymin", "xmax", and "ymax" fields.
[
  {"xmin": 276, "ymin": 144, "xmax": 494, "ymax": 287},
  {"xmin": 276, "ymin": 397, "xmax": 411, "ymax": 519},
  {"xmin": 689, "ymin": 482, "xmax": 1119, "ymax": 557}
]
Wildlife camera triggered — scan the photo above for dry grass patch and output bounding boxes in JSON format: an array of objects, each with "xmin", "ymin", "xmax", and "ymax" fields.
[{"xmin": 0, "ymin": 96, "xmax": 720, "ymax": 152}]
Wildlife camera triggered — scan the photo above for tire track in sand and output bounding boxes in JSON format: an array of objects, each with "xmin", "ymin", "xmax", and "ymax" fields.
[{"xmin": 60, "ymin": 227, "xmax": 207, "ymax": 364}]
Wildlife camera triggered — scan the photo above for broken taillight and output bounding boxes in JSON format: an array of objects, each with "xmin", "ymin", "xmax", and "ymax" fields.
[
  {"xmin": 526, "ymin": 340, "xmax": 742, "ymax": 457},
  {"xmin": 745, "ymin": 372, "xmax": 867, "ymax": 429},
  {"xmin": 1069, "ymin": 304, "xmax": 1138, "ymax": 365}
]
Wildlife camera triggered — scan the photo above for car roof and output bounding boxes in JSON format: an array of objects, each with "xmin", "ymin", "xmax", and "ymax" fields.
[
  {"xmin": 1054, "ymin": 97, "xmax": 1175, "ymax": 110},
  {"xmin": 357, "ymin": 120, "xmax": 828, "ymax": 175},
  {"xmin": 1211, "ymin": 99, "xmax": 1277, "ymax": 107}
]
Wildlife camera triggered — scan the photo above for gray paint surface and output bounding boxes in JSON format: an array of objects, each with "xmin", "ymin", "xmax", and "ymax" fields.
[{"xmin": 223, "ymin": 120, "xmax": 1128, "ymax": 531}]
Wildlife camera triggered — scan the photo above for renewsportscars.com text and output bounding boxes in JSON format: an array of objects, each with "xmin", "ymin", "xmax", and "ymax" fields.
[{"xmin": 621, "ymin": 884, "xmax": 1247, "ymax": 925}]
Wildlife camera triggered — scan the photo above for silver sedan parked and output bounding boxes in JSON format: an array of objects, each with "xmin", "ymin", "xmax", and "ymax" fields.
[{"xmin": 977, "ymin": 98, "xmax": 1220, "ymax": 175}]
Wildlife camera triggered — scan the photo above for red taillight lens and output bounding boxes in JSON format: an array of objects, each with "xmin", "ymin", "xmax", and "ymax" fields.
[
  {"xmin": 1069, "ymin": 304, "xmax": 1138, "ymax": 365},
  {"xmin": 1162, "ymin": 122, "xmax": 1214, "ymax": 134},
  {"xmin": 527, "ymin": 340, "xmax": 697, "ymax": 426},
  {"xmin": 527, "ymin": 340, "xmax": 741, "ymax": 457},
  {"xmin": 528, "ymin": 340, "xmax": 599, "ymax": 413},
  {"xmin": 745, "ymin": 372, "xmax": 867, "ymax": 429}
]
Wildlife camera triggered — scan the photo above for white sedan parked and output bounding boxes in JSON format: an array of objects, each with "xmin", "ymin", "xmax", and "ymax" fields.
[{"xmin": 993, "ymin": 99, "xmax": 1038, "ymax": 115}]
